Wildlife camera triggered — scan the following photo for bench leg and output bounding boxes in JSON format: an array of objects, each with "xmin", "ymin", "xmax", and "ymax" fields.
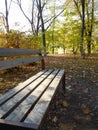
[
  {"xmin": 41, "ymin": 58, "xmax": 45, "ymax": 70},
  {"xmin": 62, "ymin": 72, "xmax": 66, "ymax": 92}
]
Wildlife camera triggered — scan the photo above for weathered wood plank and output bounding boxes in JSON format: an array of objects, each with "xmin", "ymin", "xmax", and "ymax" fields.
[
  {"xmin": 5, "ymin": 70, "xmax": 59, "ymax": 121},
  {"xmin": 0, "ymin": 70, "xmax": 47, "ymax": 105},
  {"xmin": 24, "ymin": 70, "xmax": 65, "ymax": 129},
  {"xmin": 0, "ymin": 70, "xmax": 53, "ymax": 118},
  {"xmin": 0, "ymin": 48, "xmax": 41, "ymax": 57},
  {"xmin": 0, "ymin": 56, "xmax": 42, "ymax": 70}
]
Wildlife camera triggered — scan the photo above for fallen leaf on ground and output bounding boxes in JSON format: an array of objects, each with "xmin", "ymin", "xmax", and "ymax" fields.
[
  {"xmin": 82, "ymin": 106, "xmax": 90, "ymax": 114},
  {"xmin": 83, "ymin": 88, "xmax": 89, "ymax": 93},
  {"xmin": 62, "ymin": 100, "xmax": 68, "ymax": 107},
  {"xmin": 52, "ymin": 116, "xmax": 57, "ymax": 123},
  {"xmin": 59, "ymin": 123, "xmax": 76, "ymax": 130}
]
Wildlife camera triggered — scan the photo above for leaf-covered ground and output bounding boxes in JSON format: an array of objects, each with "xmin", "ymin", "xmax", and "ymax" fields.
[
  {"xmin": 42, "ymin": 55, "xmax": 98, "ymax": 130},
  {"xmin": 0, "ymin": 54, "xmax": 98, "ymax": 130}
]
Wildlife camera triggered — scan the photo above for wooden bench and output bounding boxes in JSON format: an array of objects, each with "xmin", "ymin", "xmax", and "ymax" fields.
[{"xmin": 0, "ymin": 48, "xmax": 65, "ymax": 130}]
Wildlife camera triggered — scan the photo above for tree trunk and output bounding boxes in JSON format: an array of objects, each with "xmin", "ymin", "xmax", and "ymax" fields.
[
  {"xmin": 87, "ymin": 41, "xmax": 91, "ymax": 55},
  {"xmin": 80, "ymin": 0, "xmax": 85, "ymax": 58},
  {"xmin": 86, "ymin": 0, "xmax": 94, "ymax": 55},
  {"xmin": 38, "ymin": 0, "xmax": 46, "ymax": 56},
  {"xmin": 5, "ymin": 0, "xmax": 9, "ymax": 32}
]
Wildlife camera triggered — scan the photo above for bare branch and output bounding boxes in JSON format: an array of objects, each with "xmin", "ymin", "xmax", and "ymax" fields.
[
  {"xmin": 73, "ymin": 0, "xmax": 82, "ymax": 20},
  {"xmin": 16, "ymin": 0, "xmax": 31, "ymax": 24},
  {"xmin": 45, "ymin": 8, "xmax": 66, "ymax": 30}
]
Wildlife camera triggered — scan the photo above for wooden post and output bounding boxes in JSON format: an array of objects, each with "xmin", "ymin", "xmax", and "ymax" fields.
[
  {"xmin": 38, "ymin": 52, "xmax": 45, "ymax": 70},
  {"xmin": 62, "ymin": 72, "xmax": 65, "ymax": 92},
  {"xmin": 41, "ymin": 58, "xmax": 45, "ymax": 70}
]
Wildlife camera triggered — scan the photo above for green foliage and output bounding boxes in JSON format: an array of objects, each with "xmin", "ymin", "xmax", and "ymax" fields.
[
  {"xmin": 0, "ymin": 0, "xmax": 98, "ymax": 55},
  {"xmin": 45, "ymin": 9, "xmax": 82, "ymax": 54}
]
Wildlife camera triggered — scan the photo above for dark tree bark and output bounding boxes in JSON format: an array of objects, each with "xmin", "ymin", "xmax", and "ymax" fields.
[
  {"xmin": 80, "ymin": 0, "xmax": 85, "ymax": 57},
  {"xmin": 36, "ymin": 0, "xmax": 46, "ymax": 56},
  {"xmin": 86, "ymin": 0, "xmax": 94, "ymax": 55},
  {"xmin": 5, "ymin": 0, "xmax": 9, "ymax": 32},
  {"xmin": 73, "ymin": 0, "xmax": 94, "ymax": 56}
]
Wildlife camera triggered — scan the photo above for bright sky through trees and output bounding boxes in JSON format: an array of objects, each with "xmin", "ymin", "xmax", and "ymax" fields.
[
  {"xmin": 0, "ymin": 0, "xmax": 65, "ymax": 32},
  {"xmin": 0, "ymin": 0, "xmax": 31, "ymax": 31}
]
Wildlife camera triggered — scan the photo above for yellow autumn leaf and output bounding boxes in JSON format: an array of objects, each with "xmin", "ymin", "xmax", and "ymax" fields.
[
  {"xmin": 82, "ymin": 107, "xmax": 90, "ymax": 114},
  {"xmin": 63, "ymin": 101, "xmax": 68, "ymax": 107}
]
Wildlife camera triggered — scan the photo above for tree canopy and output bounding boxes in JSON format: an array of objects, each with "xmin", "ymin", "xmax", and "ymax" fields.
[{"xmin": 0, "ymin": 0, "xmax": 98, "ymax": 56}]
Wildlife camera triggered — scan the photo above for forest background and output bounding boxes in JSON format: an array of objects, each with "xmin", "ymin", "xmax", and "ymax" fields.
[{"xmin": 0, "ymin": 0, "xmax": 98, "ymax": 57}]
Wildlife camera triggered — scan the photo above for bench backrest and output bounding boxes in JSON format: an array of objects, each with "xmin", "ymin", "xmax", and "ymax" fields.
[{"xmin": 0, "ymin": 48, "xmax": 45, "ymax": 70}]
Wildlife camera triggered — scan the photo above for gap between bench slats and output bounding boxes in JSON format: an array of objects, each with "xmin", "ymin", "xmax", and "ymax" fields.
[
  {"xmin": 24, "ymin": 69, "xmax": 65, "ymax": 130},
  {"xmin": 0, "ymin": 69, "xmax": 54, "ymax": 118},
  {"xmin": 0, "ymin": 70, "xmax": 47, "ymax": 105},
  {"xmin": 4, "ymin": 70, "xmax": 59, "ymax": 122}
]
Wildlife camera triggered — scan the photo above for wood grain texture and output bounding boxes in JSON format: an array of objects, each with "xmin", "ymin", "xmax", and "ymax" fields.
[
  {"xmin": 0, "ymin": 56, "xmax": 42, "ymax": 70},
  {"xmin": 0, "ymin": 70, "xmax": 47, "ymax": 106},
  {"xmin": 24, "ymin": 70, "xmax": 65, "ymax": 129},
  {"xmin": 5, "ymin": 70, "xmax": 59, "ymax": 121},
  {"xmin": 0, "ymin": 68, "xmax": 65, "ymax": 130},
  {"xmin": 0, "ymin": 70, "xmax": 53, "ymax": 118},
  {"xmin": 0, "ymin": 48, "xmax": 41, "ymax": 57}
]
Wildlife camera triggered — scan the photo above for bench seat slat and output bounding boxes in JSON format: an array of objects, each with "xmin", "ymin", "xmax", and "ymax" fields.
[
  {"xmin": 5, "ymin": 70, "xmax": 59, "ymax": 121},
  {"xmin": 0, "ymin": 56, "xmax": 42, "ymax": 70},
  {"xmin": 0, "ymin": 70, "xmax": 47, "ymax": 105},
  {"xmin": 24, "ymin": 70, "xmax": 65, "ymax": 129},
  {"xmin": 0, "ymin": 70, "xmax": 53, "ymax": 118}
]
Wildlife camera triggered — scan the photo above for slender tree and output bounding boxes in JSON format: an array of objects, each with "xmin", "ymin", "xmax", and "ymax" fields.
[
  {"xmin": 36, "ymin": 0, "xmax": 47, "ymax": 56},
  {"xmin": 73, "ymin": 0, "xmax": 85, "ymax": 56},
  {"xmin": 73, "ymin": 0, "xmax": 95, "ymax": 55},
  {"xmin": 85, "ymin": 0, "xmax": 94, "ymax": 55},
  {"xmin": 51, "ymin": 0, "xmax": 56, "ymax": 54},
  {"xmin": 80, "ymin": 0, "xmax": 85, "ymax": 57},
  {"xmin": 16, "ymin": 0, "xmax": 65, "ymax": 56},
  {"xmin": 5, "ymin": 0, "xmax": 9, "ymax": 32},
  {"xmin": 5, "ymin": 0, "xmax": 13, "ymax": 32}
]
